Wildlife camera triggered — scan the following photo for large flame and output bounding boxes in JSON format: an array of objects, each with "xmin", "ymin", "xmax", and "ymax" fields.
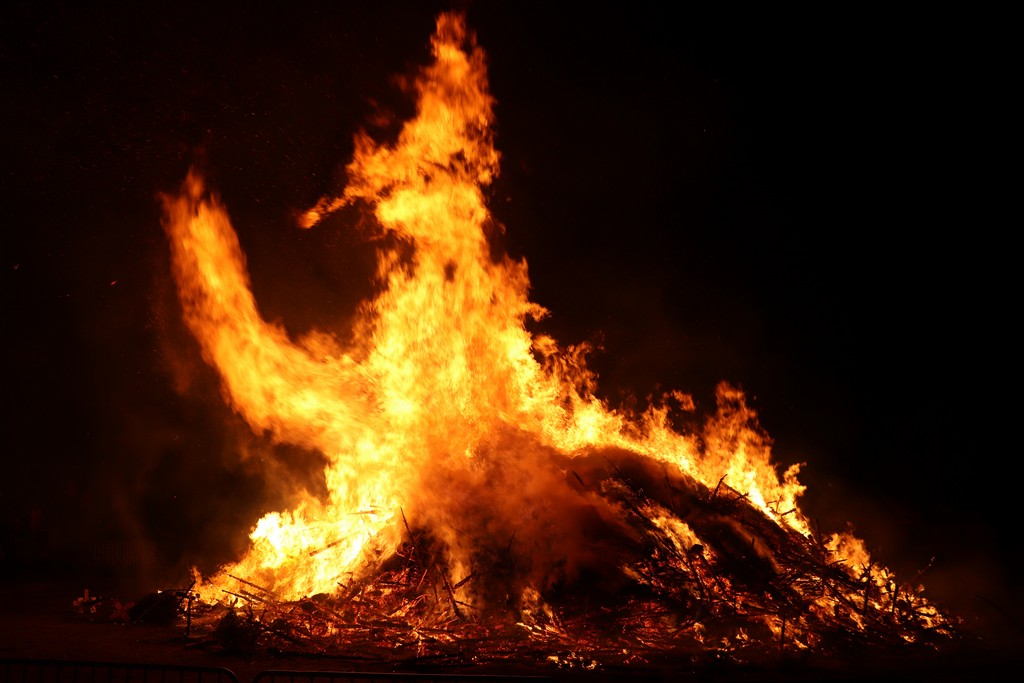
[{"xmin": 161, "ymin": 13, "xmax": 931, "ymax": 637}]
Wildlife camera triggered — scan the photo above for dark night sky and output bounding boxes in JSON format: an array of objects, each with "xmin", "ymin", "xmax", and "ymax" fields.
[{"xmin": 2, "ymin": 1, "xmax": 1018, "ymax": 638}]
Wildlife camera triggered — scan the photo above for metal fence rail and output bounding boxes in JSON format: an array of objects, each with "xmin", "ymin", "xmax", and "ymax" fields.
[{"xmin": 0, "ymin": 660, "xmax": 239, "ymax": 683}]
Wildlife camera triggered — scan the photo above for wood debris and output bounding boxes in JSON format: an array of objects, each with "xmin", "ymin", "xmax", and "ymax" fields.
[{"xmin": 165, "ymin": 452, "xmax": 958, "ymax": 671}]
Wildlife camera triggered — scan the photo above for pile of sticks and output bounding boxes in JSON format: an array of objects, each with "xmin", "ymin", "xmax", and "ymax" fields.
[{"xmin": 179, "ymin": 453, "xmax": 957, "ymax": 669}]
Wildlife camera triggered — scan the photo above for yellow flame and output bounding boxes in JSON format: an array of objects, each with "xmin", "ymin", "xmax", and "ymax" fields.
[{"xmin": 163, "ymin": 12, "xmax": 891, "ymax": 612}]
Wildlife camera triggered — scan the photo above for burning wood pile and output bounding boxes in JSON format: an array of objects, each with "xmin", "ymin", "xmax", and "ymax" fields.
[
  {"xmin": 157, "ymin": 11, "xmax": 956, "ymax": 672},
  {"xmin": 179, "ymin": 445, "xmax": 952, "ymax": 668}
]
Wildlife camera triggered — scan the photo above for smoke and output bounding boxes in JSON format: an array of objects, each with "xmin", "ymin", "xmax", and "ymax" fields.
[{"xmin": 406, "ymin": 429, "xmax": 647, "ymax": 608}]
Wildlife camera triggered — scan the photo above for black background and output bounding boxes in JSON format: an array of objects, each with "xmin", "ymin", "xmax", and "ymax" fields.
[{"xmin": 3, "ymin": 1, "xmax": 1018, "ymax": 641}]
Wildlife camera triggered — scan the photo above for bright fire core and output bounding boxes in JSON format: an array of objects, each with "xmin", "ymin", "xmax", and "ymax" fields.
[{"xmin": 162, "ymin": 13, "xmax": 945, "ymax": 648}]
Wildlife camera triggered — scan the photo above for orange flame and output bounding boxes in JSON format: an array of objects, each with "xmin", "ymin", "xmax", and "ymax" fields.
[{"xmin": 161, "ymin": 12, "xmax": 912, "ymax": 626}]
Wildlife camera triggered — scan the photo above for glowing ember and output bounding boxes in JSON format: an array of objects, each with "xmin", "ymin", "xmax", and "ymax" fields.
[{"xmin": 161, "ymin": 12, "xmax": 951, "ymax": 659}]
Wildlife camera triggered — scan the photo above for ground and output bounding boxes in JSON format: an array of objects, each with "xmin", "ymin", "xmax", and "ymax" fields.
[{"xmin": 2, "ymin": 576, "xmax": 1021, "ymax": 683}]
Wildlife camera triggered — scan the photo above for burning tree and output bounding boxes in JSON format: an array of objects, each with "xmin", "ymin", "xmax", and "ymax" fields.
[{"xmin": 160, "ymin": 11, "xmax": 954, "ymax": 667}]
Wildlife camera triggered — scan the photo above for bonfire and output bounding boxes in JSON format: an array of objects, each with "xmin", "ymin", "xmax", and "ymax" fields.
[{"xmin": 158, "ymin": 11, "xmax": 954, "ymax": 668}]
